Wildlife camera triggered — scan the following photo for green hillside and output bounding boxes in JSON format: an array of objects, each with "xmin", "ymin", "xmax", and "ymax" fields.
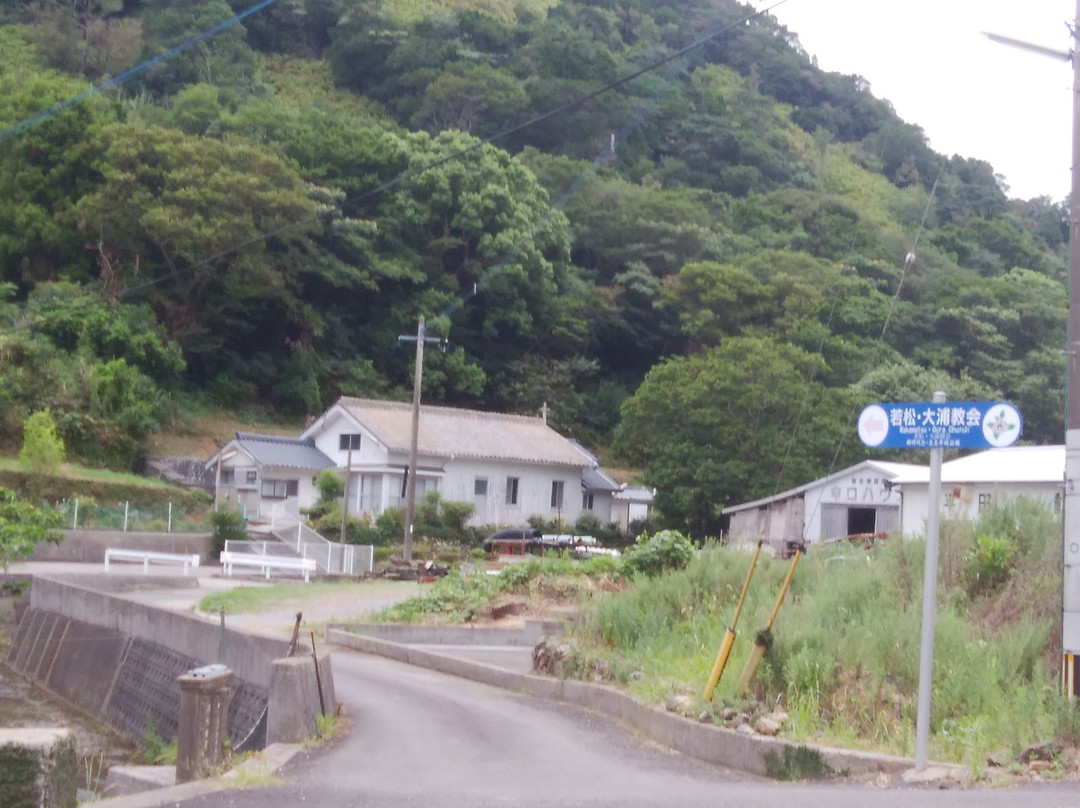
[{"xmin": 0, "ymin": 0, "xmax": 1068, "ymax": 536}]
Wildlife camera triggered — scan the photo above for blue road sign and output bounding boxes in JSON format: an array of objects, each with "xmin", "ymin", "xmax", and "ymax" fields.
[{"xmin": 857, "ymin": 401, "xmax": 1022, "ymax": 450}]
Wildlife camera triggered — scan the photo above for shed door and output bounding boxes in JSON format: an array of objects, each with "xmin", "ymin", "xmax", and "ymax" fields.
[
  {"xmin": 820, "ymin": 505, "xmax": 847, "ymax": 540},
  {"xmin": 876, "ymin": 506, "xmax": 900, "ymax": 533}
]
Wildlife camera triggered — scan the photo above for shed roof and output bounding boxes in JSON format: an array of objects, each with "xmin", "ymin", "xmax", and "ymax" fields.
[
  {"xmin": 229, "ymin": 432, "xmax": 335, "ymax": 471},
  {"xmin": 324, "ymin": 397, "xmax": 589, "ymax": 468},
  {"xmin": 723, "ymin": 459, "xmax": 924, "ymax": 514}
]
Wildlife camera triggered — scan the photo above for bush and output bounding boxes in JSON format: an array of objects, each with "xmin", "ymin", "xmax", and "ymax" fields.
[
  {"xmin": 209, "ymin": 509, "xmax": 247, "ymax": 556},
  {"xmin": 966, "ymin": 533, "xmax": 1014, "ymax": 596},
  {"xmin": 19, "ymin": 410, "xmax": 65, "ymax": 477},
  {"xmin": 620, "ymin": 529, "xmax": 695, "ymax": 578}
]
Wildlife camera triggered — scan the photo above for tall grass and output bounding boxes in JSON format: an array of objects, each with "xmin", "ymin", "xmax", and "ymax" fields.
[{"xmin": 579, "ymin": 498, "xmax": 1076, "ymax": 770}]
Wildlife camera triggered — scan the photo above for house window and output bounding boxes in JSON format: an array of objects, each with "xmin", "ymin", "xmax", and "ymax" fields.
[
  {"xmin": 246, "ymin": 470, "xmax": 258, "ymax": 485},
  {"xmin": 261, "ymin": 479, "xmax": 298, "ymax": 499},
  {"xmin": 1056, "ymin": 492, "xmax": 1063, "ymax": 514},
  {"xmin": 551, "ymin": 480, "xmax": 564, "ymax": 509},
  {"xmin": 978, "ymin": 492, "xmax": 992, "ymax": 512},
  {"xmin": 506, "ymin": 476, "xmax": 519, "ymax": 505},
  {"xmin": 219, "ymin": 469, "xmax": 235, "ymax": 486},
  {"xmin": 339, "ymin": 433, "xmax": 361, "ymax": 451},
  {"xmin": 474, "ymin": 478, "xmax": 488, "ymax": 496},
  {"xmin": 583, "ymin": 492, "xmax": 594, "ymax": 511},
  {"xmin": 401, "ymin": 469, "xmax": 409, "ymax": 498}
]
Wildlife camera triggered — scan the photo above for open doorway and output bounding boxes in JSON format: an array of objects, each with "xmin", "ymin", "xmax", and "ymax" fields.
[{"xmin": 847, "ymin": 507, "xmax": 877, "ymax": 534}]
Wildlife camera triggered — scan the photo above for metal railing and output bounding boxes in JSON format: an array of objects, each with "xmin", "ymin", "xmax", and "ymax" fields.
[{"xmin": 269, "ymin": 503, "xmax": 373, "ymax": 575}]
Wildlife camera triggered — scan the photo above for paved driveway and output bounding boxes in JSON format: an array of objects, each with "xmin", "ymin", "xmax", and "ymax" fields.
[{"xmin": 161, "ymin": 650, "xmax": 1079, "ymax": 808}]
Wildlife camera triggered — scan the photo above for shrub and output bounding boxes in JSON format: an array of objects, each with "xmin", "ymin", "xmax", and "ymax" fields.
[
  {"xmin": 620, "ymin": 529, "xmax": 695, "ymax": 578},
  {"xmin": 966, "ymin": 533, "xmax": 1014, "ymax": 596},
  {"xmin": 19, "ymin": 409, "xmax": 65, "ymax": 476},
  {"xmin": 209, "ymin": 509, "xmax": 247, "ymax": 556},
  {"xmin": 317, "ymin": 470, "xmax": 344, "ymax": 502}
]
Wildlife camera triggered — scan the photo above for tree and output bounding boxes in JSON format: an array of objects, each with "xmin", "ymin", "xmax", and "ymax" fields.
[
  {"xmin": 0, "ymin": 488, "xmax": 64, "ymax": 568},
  {"xmin": 614, "ymin": 336, "xmax": 859, "ymax": 537},
  {"xmin": 19, "ymin": 409, "xmax": 65, "ymax": 476}
]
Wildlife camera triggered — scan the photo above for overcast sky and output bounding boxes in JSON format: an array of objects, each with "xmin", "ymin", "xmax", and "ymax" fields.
[{"xmin": 764, "ymin": 0, "xmax": 1074, "ymax": 201}]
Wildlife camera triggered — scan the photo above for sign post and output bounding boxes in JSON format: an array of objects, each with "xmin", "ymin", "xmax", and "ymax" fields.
[{"xmin": 857, "ymin": 394, "xmax": 1022, "ymax": 772}]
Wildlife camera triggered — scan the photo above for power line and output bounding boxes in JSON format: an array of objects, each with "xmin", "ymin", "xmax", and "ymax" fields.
[
  {"xmin": 0, "ymin": 0, "xmax": 282, "ymax": 143},
  {"xmin": 20, "ymin": 0, "xmax": 791, "ymax": 310}
]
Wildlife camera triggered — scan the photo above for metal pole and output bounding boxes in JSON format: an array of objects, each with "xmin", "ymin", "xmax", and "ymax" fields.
[
  {"xmin": 915, "ymin": 390, "xmax": 946, "ymax": 771},
  {"xmin": 1063, "ymin": 0, "xmax": 1080, "ymax": 693},
  {"xmin": 403, "ymin": 317, "xmax": 424, "ymax": 563}
]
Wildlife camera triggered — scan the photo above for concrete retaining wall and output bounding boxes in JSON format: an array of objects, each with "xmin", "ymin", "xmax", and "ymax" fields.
[
  {"xmin": 30, "ymin": 531, "xmax": 213, "ymax": 564},
  {"xmin": 0, "ymin": 728, "xmax": 77, "ymax": 808},
  {"xmin": 9, "ymin": 575, "xmax": 332, "ymax": 751},
  {"xmin": 28, "ymin": 576, "xmax": 290, "ymax": 689},
  {"xmin": 326, "ymin": 626, "xmax": 914, "ymax": 780}
]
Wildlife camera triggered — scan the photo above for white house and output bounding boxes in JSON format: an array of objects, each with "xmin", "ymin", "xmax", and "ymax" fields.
[
  {"xmin": 892, "ymin": 445, "xmax": 1064, "ymax": 536},
  {"xmin": 207, "ymin": 432, "xmax": 335, "ymax": 519},
  {"xmin": 207, "ymin": 397, "xmax": 639, "ymax": 529},
  {"xmin": 724, "ymin": 446, "xmax": 1065, "ymax": 553}
]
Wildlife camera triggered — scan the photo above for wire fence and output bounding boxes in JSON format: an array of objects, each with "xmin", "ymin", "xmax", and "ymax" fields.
[{"xmin": 54, "ymin": 499, "xmax": 212, "ymax": 533}]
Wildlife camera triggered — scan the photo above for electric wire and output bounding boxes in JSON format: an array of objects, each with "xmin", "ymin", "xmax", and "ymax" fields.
[
  {"xmin": 5, "ymin": 0, "xmax": 791, "ymax": 307},
  {"xmin": 0, "ymin": 0, "xmax": 283, "ymax": 143}
]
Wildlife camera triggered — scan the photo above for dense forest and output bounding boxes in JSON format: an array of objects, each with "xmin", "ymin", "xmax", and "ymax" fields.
[{"xmin": 0, "ymin": 0, "xmax": 1069, "ymax": 535}]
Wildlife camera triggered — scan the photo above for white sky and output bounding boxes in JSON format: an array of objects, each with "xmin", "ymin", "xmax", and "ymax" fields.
[{"xmin": 764, "ymin": 0, "xmax": 1075, "ymax": 201}]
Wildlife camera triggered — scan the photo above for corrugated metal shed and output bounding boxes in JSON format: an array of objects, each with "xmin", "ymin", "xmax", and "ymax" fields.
[
  {"xmin": 336, "ymin": 397, "xmax": 588, "ymax": 467},
  {"xmin": 724, "ymin": 459, "xmax": 924, "ymax": 514},
  {"xmin": 233, "ymin": 432, "xmax": 335, "ymax": 470}
]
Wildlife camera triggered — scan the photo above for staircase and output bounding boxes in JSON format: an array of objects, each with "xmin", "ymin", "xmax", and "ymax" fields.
[{"xmin": 267, "ymin": 504, "xmax": 371, "ymax": 575}]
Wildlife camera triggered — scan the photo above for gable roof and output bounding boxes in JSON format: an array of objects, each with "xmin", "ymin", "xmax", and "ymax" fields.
[
  {"xmin": 724, "ymin": 459, "xmax": 924, "ymax": 514},
  {"xmin": 316, "ymin": 397, "xmax": 589, "ymax": 468},
  {"xmin": 223, "ymin": 432, "xmax": 335, "ymax": 471}
]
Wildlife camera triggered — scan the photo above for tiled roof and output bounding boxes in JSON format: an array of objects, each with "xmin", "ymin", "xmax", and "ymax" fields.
[
  {"xmin": 233, "ymin": 432, "xmax": 335, "ymax": 471},
  {"xmin": 336, "ymin": 397, "xmax": 589, "ymax": 467}
]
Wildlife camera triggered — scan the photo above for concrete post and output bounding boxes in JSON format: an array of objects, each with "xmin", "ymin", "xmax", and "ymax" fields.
[{"xmin": 176, "ymin": 664, "xmax": 232, "ymax": 784}]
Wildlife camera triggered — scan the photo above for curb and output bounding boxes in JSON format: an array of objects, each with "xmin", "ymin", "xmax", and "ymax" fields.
[
  {"xmin": 326, "ymin": 625, "xmax": 950, "ymax": 782},
  {"xmin": 90, "ymin": 743, "xmax": 303, "ymax": 807}
]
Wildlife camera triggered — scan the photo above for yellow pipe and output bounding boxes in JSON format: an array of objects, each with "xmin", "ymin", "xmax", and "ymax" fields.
[
  {"xmin": 702, "ymin": 542, "xmax": 763, "ymax": 701},
  {"xmin": 766, "ymin": 550, "xmax": 801, "ymax": 630},
  {"xmin": 735, "ymin": 550, "xmax": 802, "ymax": 696},
  {"xmin": 703, "ymin": 628, "xmax": 736, "ymax": 701}
]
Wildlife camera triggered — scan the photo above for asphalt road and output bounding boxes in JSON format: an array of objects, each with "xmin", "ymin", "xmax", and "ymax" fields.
[{"xmin": 166, "ymin": 650, "xmax": 1080, "ymax": 808}]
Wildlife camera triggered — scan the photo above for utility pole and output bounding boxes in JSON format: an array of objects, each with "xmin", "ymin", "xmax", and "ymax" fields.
[
  {"xmin": 398, "ymin": 317, "xmax": 445, "ymax": 563},
  {"xmin": 984, "ymin": 0, "xmax": 1080, "ymax": 696},
  {"xmin": 339, "ymin": 439, "xmax": 353, "ymax": 572}
]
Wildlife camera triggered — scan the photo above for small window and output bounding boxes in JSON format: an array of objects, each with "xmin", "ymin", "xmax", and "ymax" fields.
[
  {"xmin": 261, "ymin": 479, "xmax": 298, "ymax": 499},
  {"xmin": 1056, "ymin": 492, "xmax": 1063, "ymax": 513},
  {"xmin": 551, "ymin": 480, "xmax": 564, "ymax": 509},
  {"xmin": 246, "ymin": 470, "xmax": 258, "ymax": 485},
  {"xmin": 219, "ymin": 469, "xmax": 235, "ymax": 486},
  {"xmin": 506, "ymin": 476, "xmax": 519, "ymax": 505},
  {"xmin": 978, "ymin": 492, "xmax": 992, "ymax": 512},
  {"xmin": 582, "ymin": 492, "xmax": 594, "ymax": 511},
  {"xmin": 401, "ymin": 469, "xmax": 409, "ymax": 498},
  {"xmin": 339, "ymin": 433, "xmax": 361, "ymax": 451},
  {"xmin": 474, "ymin": 478, "xmax": 488, "ymax": 496}
]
